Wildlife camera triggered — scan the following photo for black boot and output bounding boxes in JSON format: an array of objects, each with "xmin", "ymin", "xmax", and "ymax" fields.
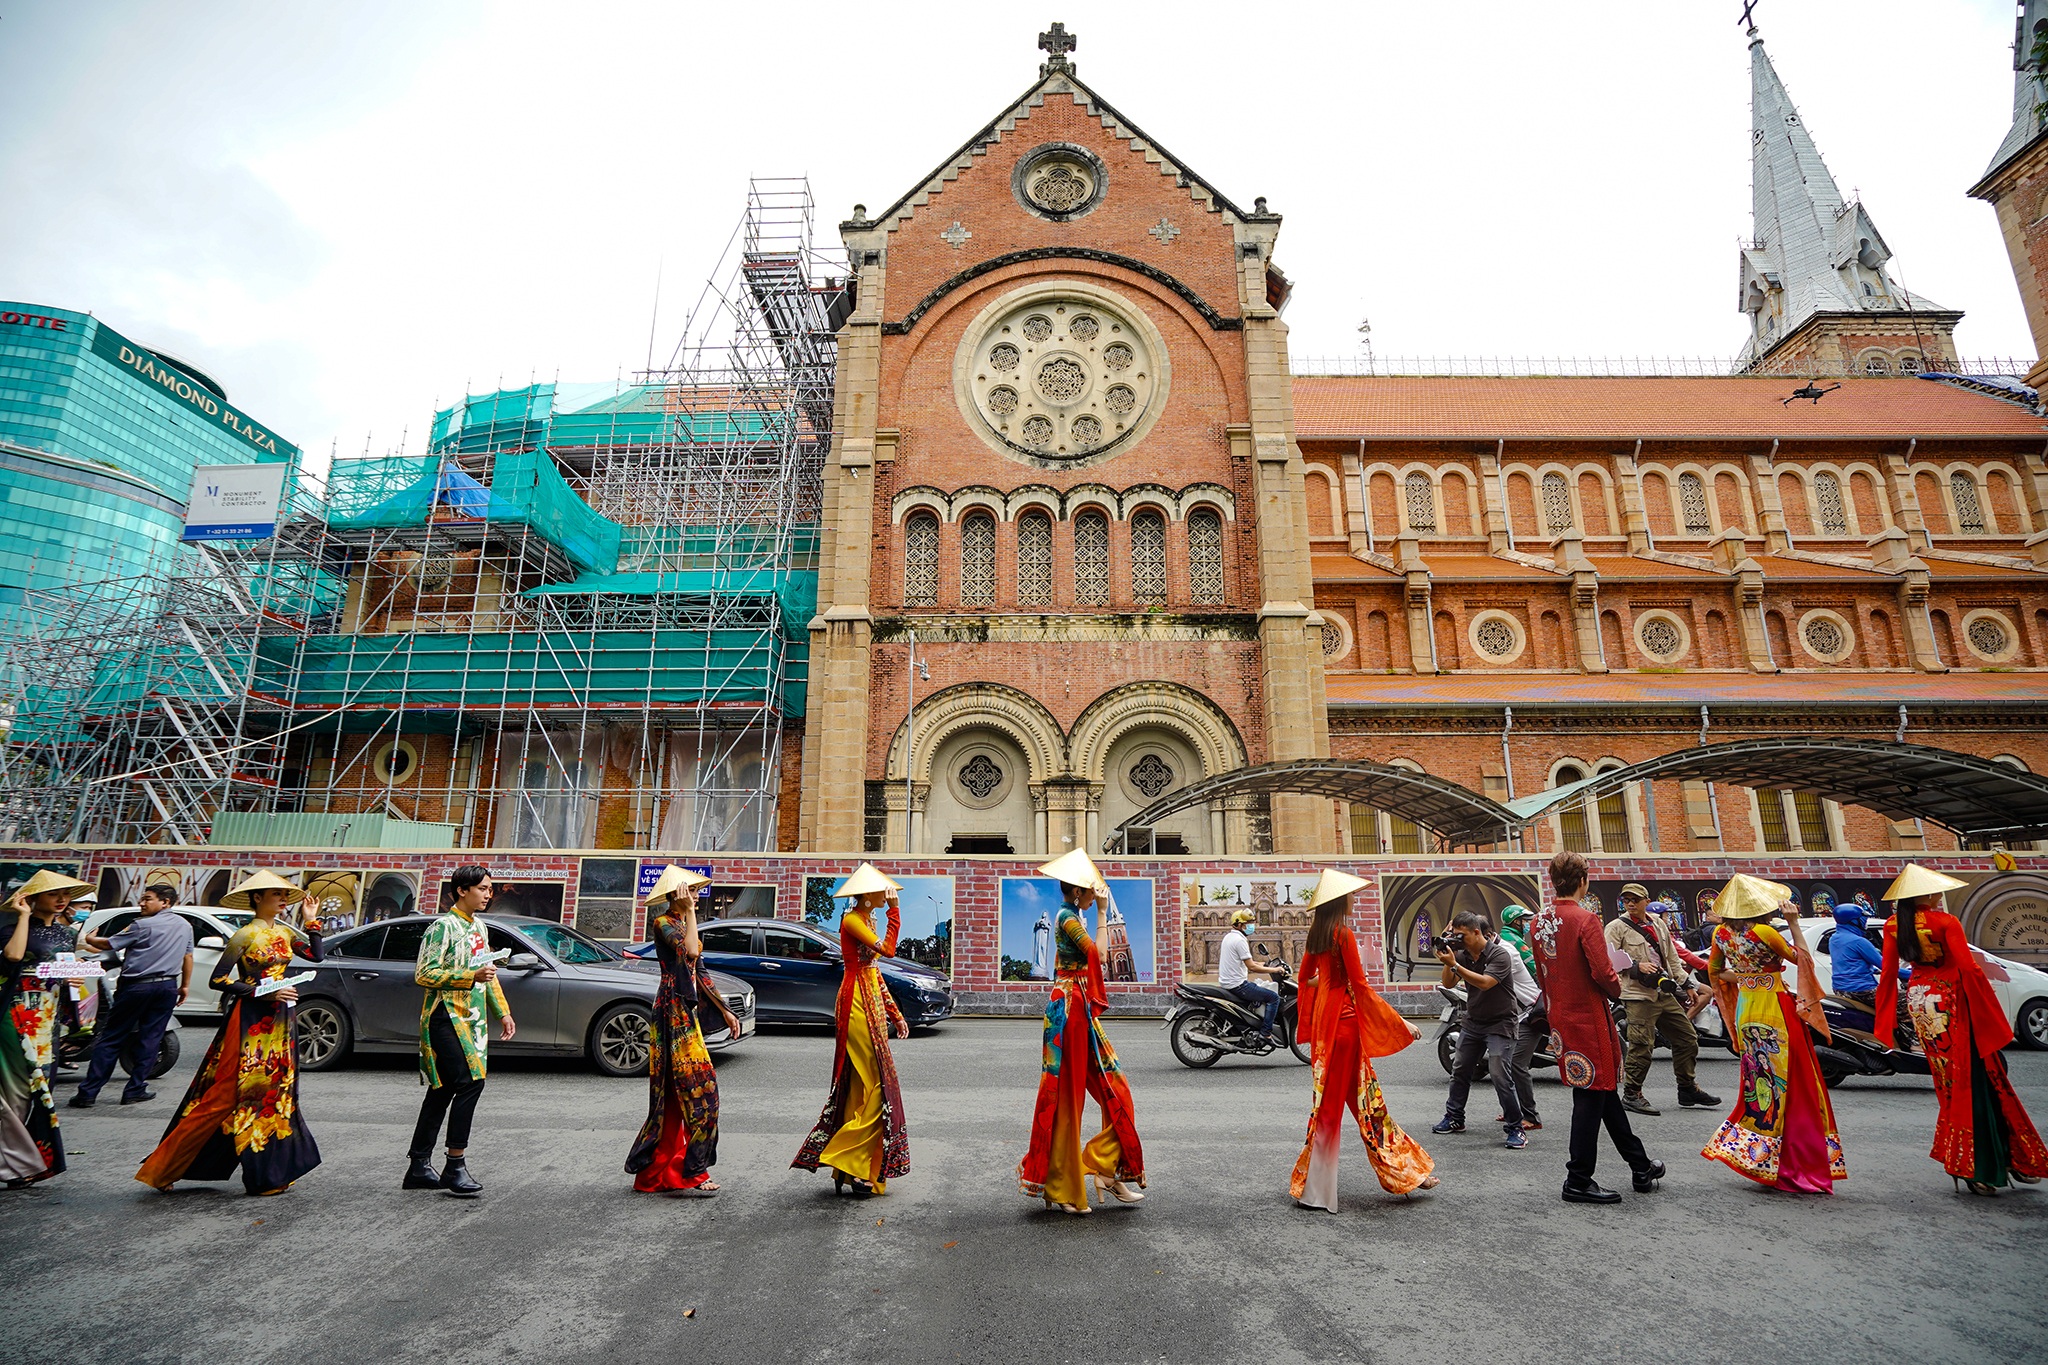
[
  {"xmin": 440, "ymin": 1156, "xmax": 482, "ymax": 1197},
  {"xmin": 402, "ymin": 1156, "xmax": 441, "ymax": 1190},
  {"xmin": 1632, "ymin": 1159, "xmax": 1667, "ymax": 1193},
  {"xmin": 1562, "ymin": 1179, "xmax": 1622, "ymax": 1204},
  {"xmin": 1677, "ymin": 1085, "xmax": 1721, "ymax": 1108}
]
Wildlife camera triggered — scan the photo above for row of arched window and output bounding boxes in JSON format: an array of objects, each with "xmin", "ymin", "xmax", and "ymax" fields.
[{"xmin": 903, "ymin": 507, "xmax": 1226, "ymax": 609}]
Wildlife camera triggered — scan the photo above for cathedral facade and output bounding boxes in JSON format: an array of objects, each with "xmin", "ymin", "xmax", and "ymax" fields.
[{"xmin": 796, "ymin": 23, "xmax": 2048, "ymax": 861}]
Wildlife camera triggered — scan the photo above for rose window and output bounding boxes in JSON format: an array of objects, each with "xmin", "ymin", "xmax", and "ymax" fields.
[
  {"xmin": 1803, "ymin": 617, "xmax": 1845, "ymax": 658},
  {"xmin": 1967, "ymin": 617, "xmax": 2010, "ymax": 657},
  {"xmin": 960, "ymin": 754, "xmax": 1003, "ymax": 800},
  {"xmin": 1130, "ymin": 753, "xmax": 1175, "ymax": 798},
  {"xmin": 1322, "ymin": 622, "xmax": 1344, "ymax": 658},
  {"xmin": 1015, "ymin": 145, "xmax": 1105, "ymax": 220},
  {"xmin": 1639, "ymin": 618, "xmax": 1682, "ymax": 659},
  {"xmin": 1474, "ymin": 618, "xmax": 1517, "ymax": 658},
  {"xmin": 965, "ymin": 293, "xmax": 1161, "ymax": 461},
  {"xmin": 1031, "ymin": 165, "xmax": 1089, "ymax": 212}
]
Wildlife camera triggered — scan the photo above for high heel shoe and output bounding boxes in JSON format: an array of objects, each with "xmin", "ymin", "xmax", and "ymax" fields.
[
  {"xmin": 1089, "ymin": 1173, "xmax": 1145, "ymax": 1205},
  {"xmin": 832, "ymin": 1170, "xmax": 847, "ymax": 1195},
  {"xmin": 1964, "ymin": 1179, "xmax": 2000, "ymax": 1197}
]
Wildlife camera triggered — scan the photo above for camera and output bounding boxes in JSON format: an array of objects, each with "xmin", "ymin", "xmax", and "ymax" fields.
[{"xmin": 1432, "ymin": 928, "xmax": 1465, "ymax": 956}]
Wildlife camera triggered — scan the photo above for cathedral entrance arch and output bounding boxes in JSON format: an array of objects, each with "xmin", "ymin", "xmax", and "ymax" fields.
[
  {"xmin": 1070, "ymin": 682, "xmax": 1248, "ymax": 853},
  {"xmin": 881, "ymin": 683, "xmax": 1065, "ymax": 854}
]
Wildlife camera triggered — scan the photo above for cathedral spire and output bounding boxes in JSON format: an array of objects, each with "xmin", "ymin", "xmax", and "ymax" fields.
[
  {"xmin": 1981, "ymin": 1, "xmax": 2048, "ymax": 184},
  {"xmin": 1736, "ymin": 22, "xmax": 1957, "ymax": 373}
]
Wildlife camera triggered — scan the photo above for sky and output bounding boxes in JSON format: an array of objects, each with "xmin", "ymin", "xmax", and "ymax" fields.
[{"xmin": 1, "ymin": 1, "xmax": 2030, "ymax": 471}]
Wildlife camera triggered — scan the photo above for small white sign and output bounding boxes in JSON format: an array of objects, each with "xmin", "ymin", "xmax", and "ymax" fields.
[
  {"xmin": 255, "ymin": 970, "xmax": 314, "ymax": 997},
  {"xmin": 35, "ymin": 953, "xmax": 104, "ymax": 979},
  {"xmin": 471, "ymin": 947, "xmax": 510, "ymax": 969},
  {"xmin": 183, "ymin": 463, "xmax": 286, "ymax": 541}
]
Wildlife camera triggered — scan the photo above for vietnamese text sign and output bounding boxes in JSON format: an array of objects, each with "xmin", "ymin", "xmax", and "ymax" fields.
[{"xmin": 184, "ymin": 463, "xmax": 286, "ymax": 541}]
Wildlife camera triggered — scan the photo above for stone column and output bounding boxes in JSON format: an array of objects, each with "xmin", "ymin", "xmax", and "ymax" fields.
[
  {"xmin": 1614, "ymin": 446, "xmax": 1652, "ymax": 554},
  {"xmin": 1478, "ymin": 442, "xmax": 1511, "ymax": 554},
  {"xmin": 1341, "ymin": 448, "xmax": 1372, "ymax": 556},
  {"xmin": 1553, "ymin": 530, "xmax": 1607, "ymax": 673},
  {"xmin": 1711, "ymin": 532, "xmax": 1776, "ymax": 671},
  {"xmin": 1869, "ymin": 528, "xmax": 1945, "ymax": 671},
  {"xmin": 1747, "ymin": 449, "xmax": 1791, "ymax": 553},
  {"xmin": 1882, "ymin": 452, "xmax": 1930, "ymax": 553}
]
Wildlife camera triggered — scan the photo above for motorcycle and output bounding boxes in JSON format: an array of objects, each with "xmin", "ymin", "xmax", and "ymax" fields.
[
  {"xmin": 1165, "ymin": 963, "xmax": 1311, "ymax": 1067},
  {"xmin": 1432, "ymin": 983, "xmax": 1564, "ymax": 1077},
  {"xmin": 1806, "ymin": 994, "xmax": 1929, "ymax": 1088},
  {"xmin": 51, "ymin": 948, "xmax": 182, "ymax": 1082}
]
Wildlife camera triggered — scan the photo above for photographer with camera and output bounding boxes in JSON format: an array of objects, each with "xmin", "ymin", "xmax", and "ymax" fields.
[
  {"xmin": 1604, "ymin": 884, "xmax": 1719, "ymax": 1116},
  {"xmin": 1431, "ymin": 912, "xmax": 1527, "ymax": 1148}
]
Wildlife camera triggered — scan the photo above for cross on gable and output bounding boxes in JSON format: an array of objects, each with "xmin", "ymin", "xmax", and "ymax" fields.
[
  {"xmin": 1038, "ymin": 21, "xmax": 1076, "ymax": 72},
  {"xmin": 1738, "ymin": 0, "xmax": 1760, "ymax": 30}
]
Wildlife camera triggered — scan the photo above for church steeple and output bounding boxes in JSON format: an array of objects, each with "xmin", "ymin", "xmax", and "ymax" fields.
[{"xmin": 1736, "ymin": 21, "xmax": 1960, "ymax": 374}]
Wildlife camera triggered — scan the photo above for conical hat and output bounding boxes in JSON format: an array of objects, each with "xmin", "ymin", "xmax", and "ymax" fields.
[
  {"xmin": 645, "ymin": 864, "xmax": 710, "ymax": 908},
  {"xmin": 836, "ymin": 863, "xmax": 902, "ymax": 899},
  {"xmin": 13, "ymin": 869, "xmax": 91, "ymax": 903},
  {"xmin": 220, "ymin": 870, "xmax": 302, "ymax": 912},
  {"xmin": 1712, "ymin": 873, "xmax": 1794, "ymax": 921},
  {"xmin": 1307, "ymin": 868, "xmax": 1369, "ymax": 909},
  {"xmin": 1883, "ymin": 864, "xmax": 1967, "ymax": 903},
  {"xmin": 1037, "ymin": 848, "xmax": 1107, "ymax": 895}
]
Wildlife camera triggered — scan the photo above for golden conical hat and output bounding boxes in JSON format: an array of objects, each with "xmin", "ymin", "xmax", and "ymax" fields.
[
  {"xmin": 13, "ymin": 869, "xmax": 91, "ymax": 903},
  {"xmin": 1883, "ymin": 864, "xmax": 1967, "ymax": 903},
  {"xmin": 1037, "ymin": 848, "xmax": 1107, "ymax": 895},
  {"xmin": 1712, "ymin": 873, "xmax": 1794, "ymax": 921},
  {"xmin": 645, "ymin": 864, "xmax": 710, "ymax": 908},
  {"xmin": 219, "ymin": 870, "xmax": 301, "ymax": 912},
  {"xmin": 1307, "ymin": 868, "xmax": 1369, "ymax": 909},
  {"xmin": 836, "ymin": 863, "xmax": 902, "ymax": 899}
]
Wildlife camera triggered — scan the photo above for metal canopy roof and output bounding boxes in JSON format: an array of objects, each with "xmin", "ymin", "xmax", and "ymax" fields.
[
  {"xmin": 1106, "ymin": 758, "xmax": 1521, "ymax": 851},
  {"xmin": 1508, "ymin": 738, "xmax": 2048, "ymax": 843}
]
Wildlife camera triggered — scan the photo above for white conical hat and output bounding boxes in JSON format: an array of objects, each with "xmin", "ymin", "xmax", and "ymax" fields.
[
  {"xmin": 220, "ymin": 870, "xmax": 301, "ymax": 912},
  {"xmin": 1712, "ymin": 873, "xmax": 1794, "ymax": 921},
  {"xmin": 836, "ymin": 863, "xmax": 902, "ymax": 898},
  {"xmin": 1037, "ymin": 849, "xmax": 1107, "ymax": 895},
  {"xmin": 1307, "ymin": 868, "xmax": 1369, "ymax": 909},
  {"xmin": 1883, "ymin": 864, "xmax": 1967, "ymax": 903},
  {"xmin": 645, "ymin": 864, "xmax": 710, "ymax": 908}
]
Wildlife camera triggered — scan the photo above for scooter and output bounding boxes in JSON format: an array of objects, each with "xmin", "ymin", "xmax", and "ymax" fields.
[
  {"xmin": 1165, "ymin": 964, "xmax": 1310, "ymax": 1067},
  {"xmin": 52, "ymin": 949, "xmax": 182, "ymax": 1082},
  {"xmin": 1807, "ymin": 994, "xmax": 1929, "ymax": 1088},
  {"xmin": 1432, "ymin": 983, "xmax": 1560, "ymax": 1076}
]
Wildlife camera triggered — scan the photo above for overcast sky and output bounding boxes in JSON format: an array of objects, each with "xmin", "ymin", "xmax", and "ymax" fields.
[{"xmin": 1, "ymin": 1, "xmax": 2030, "ymax": 469}]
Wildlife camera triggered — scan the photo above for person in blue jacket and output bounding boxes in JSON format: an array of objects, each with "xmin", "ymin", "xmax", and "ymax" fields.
[{"xmin": 1828, "ymin": 902, "xmax": 1911, "ymax": 1039}]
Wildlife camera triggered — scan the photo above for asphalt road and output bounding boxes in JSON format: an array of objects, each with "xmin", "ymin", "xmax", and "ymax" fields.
[{"xmin": 4, "ymin": 1018, "xmax": 2045, "ymax": 1365}]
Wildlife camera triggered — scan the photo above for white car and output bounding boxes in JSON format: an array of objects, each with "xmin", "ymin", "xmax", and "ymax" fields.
[
  {"xmin": 80, "ymin": 904, "xmax": 301, "ymax": 1021},
  {"xmin": 1792, "ymin": 917, "xmax": 2048, "ymax": 1051}
]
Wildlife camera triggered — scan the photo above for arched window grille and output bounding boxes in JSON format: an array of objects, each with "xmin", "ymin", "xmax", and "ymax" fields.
[
  {"xmin": 1814, "ymin": 472, "xmax": 1849, "ymax": 534},
  {"xmin": 1950, "ymin": 471, "xmax": 1986, "ymax": 534},
  {"xmin": 1131, "ymin": 509, "xmax": 1166, "ymax": 605},
  {"xmin": 960, "ymin": 513, "xmax": 996, "ymax": 606},
  {"xmin": 1016, "ymin": 511, "xmax": 1053, "ymax": 606},
  {"xmin": 1187, "ymin": 508, "xmax": 1224, "ymax": 604},
  {"xmin": 1677, "ymin": 473, "xmax": 1712, "ymax": 535},
  {"xmin": 1404, "ymin": 473, "xmax": 1436, "ymax": 531},
  {"xmin": 904, "ymin": 512, "xmax": 939, "ymax": 606},
  {"xmin": 1541, "ymin": 472, "xmax": 1572, "ymax": 533},
  {"xmin": 1554, "ymin": 763, "xmax": 1591, "ymax": 852},
  {"xmin": 1074, "ymin": 510, "xmax": 1110, "ymax": 606}
]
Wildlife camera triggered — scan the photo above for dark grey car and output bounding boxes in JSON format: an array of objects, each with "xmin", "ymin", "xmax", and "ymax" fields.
[{"xmin": 293, "ymin": 914, "xmax": 755, "ymax": 1077}]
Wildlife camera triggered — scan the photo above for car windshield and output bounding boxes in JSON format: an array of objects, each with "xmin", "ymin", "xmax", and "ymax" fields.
[
  {"xmin": 213, "ymin": 910, "xmax": 253, "ymax": 929},
  {"xmin": 516, "ymin": 922, "xmax": 617, "ymax": 965}
]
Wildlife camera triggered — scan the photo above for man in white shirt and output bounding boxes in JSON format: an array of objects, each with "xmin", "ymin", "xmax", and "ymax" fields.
[{"xmin": 1218, "ymin": 909, "xmax": 1284, "ymax": 1038}]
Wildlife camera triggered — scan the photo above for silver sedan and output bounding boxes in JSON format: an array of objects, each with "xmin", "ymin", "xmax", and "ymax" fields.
[{"xmin": 293, "ymin": 913, "xmax": 755, "ymax": 1076}]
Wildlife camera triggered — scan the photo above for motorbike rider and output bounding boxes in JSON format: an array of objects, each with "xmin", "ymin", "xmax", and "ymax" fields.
[
  {"xmin": 1499, "ymin": 906, "xmax": 1545, "ymax": 1132},
  {"xmin": 1827, "ymin": 900, "xmax": 1912, "ymax": 1039},
  {"xmin": 1218, "ymin": 909, "xmax": 1285, "ymax": 1039}
]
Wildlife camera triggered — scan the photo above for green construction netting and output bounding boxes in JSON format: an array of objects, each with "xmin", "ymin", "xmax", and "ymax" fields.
[
  {"xmin": 523, "ymin": 568, "xmax": 818, "ymax": 639},
  {"xmin": 324, "ymin": 450, "xmax": 621, "ymax": 575},
  {"xmin": 429, "ymin": 383, "xmax": 786, "ymax": 454},
  {"xmin": 257, "ymin": 630, "xmax": 807, "ymax": 716}
]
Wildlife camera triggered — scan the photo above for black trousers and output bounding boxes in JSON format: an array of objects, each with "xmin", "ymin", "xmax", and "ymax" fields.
[
  {"xmin": 1566, "ymin": 1087, "xmax": 1650, "ymax": 1185},
  {"xmin": 409, "ymin": 1005, "xmax": 486, "ymax": 1159},
  {"xmin": 76, "ymin": 977, "xmax": 178, "ymax": 1102}
]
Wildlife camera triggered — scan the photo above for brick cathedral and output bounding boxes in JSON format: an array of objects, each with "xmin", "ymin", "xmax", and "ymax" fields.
[{"xmin": 795, "ymin": 19, "xmax": 2048, "ymax": 861}]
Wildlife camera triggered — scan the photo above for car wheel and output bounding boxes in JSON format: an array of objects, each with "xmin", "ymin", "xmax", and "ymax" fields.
[
  {"xmin": 121, "ymin": 1028, "xmax": 181, "ymax": 1079},
  {"xmin": 2017, "ymin": 997, "xmax": 2048, "ymax": 1051},
  {"xmin": 590, "ymin": 1002, "xmax": 652, "ymax": 1077},
  {"xmin": 294, "ymin": 998, "xmax": 352, "ymax": 1071}
]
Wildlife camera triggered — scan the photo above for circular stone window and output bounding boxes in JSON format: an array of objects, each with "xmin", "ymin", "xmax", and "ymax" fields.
[
  {"xmin": 373, "ymin": 740, "xmax": 420, "ymax": 785},
  {"xmin": 1012, "ymin": 143, "xmax": 1107, "ymax": 222},
  {"xmin": 1118, "ymin": 747, "xmax": 1184, "ymax": 805},
  {"xmin": 1798, "ymin": 610, "xmax": 1855, "ymax": 663},
  {"xmin": 1634, "ymin": 611, "xmax": 1690, "ymax": 664},
  {"xmin": 1466, "ymin": 611, "xmax": 1525, "ymax": 664},
  {"xmin": 1963, "ymin": 610, "xmax": 2018, "ymax": 662},
  {"xmin": 948, "ymin": 743, "xmax": 1016, "ymax": 810},
  {"xmin": 955, "ymin": 282, "xmax": 1170, "ymax": 468}
]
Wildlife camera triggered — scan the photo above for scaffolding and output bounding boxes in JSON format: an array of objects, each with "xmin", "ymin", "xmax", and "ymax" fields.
[{"xmin": 0, "ymin": 178, "xmax": 844, "ymax": 853}]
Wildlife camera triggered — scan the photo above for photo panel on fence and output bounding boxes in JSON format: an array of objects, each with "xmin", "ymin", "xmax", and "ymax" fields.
[
  {"xmin": 1180, "ymin": 873, "xmax": 1320, "ymax": 979},
  {"xmin": 801, "ymin": 873, "xmax": 956, "ymax": 976},
  {"xmin": 1379, "ymin": 871, "xmax": 1542, "ymax": 984},
  {"xmin": 999, "ymin": 876, "xmax": 1154, "ymax": 984}
]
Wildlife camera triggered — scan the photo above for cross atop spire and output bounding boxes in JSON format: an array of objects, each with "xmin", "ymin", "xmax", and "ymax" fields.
[{"xmin": 1038, "ymin": 21, "xmax": 1076, "ymax": 76}]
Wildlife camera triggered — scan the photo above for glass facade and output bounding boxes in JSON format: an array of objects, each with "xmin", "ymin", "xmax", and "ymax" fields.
[{"xmin": 0, "ymin": 302, "xmax": 293, "ymax": 631}]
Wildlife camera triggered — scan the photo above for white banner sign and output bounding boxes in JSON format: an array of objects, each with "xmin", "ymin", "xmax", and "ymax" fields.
[{"xmin": 183, "ymin": 463, "xmax": 286, "ymax": 541}]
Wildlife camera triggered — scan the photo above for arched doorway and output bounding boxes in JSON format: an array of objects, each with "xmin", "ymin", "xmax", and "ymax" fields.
[{"xmin": 923, "ymin": 727, "xmax": 1035, "ymax": 855}]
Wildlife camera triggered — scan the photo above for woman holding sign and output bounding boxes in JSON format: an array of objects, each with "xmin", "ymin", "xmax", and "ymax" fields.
[
  {"xmin": 138, "ymin": 871, "xmax": 324, "ymax": 1196},
  {"xmin": 792, "ymin": 863, "xmax": 911, "ymax": 1197},
  {"xmin": 627, "ymin": 865, "xmax": 740, "ymax": 1196},
  {"xmin": 0, "ymin": 869, "xmax": 89, "ymax": 1185},
  {"xmin": 402, "ymin": 864, "xmax": 514, "ymax": 1198},
  {"xmin": 1017, "ymin": 850, "xmax": 1146, "ymax": 1215}
]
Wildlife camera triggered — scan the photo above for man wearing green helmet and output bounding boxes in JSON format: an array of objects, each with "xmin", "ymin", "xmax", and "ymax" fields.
[{"xmin": 1499, "ymin": 905, "xmax": 1544, "ymax": 1131}]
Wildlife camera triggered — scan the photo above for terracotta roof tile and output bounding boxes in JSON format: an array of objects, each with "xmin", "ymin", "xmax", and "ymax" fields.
[
  {"xmin": 1585, "ymin": 555, "xmax": 1725, "ymax": 579},
  {"xmin": 1414, "ymin": 553, "xmax": 1560, "ymax": 581},
  {"xmin": 1291, "ymin": 376, "xmax": 2048, "ymax": 441},
  {"xmin": 1310, "ymin": 553, "xmax": 1402, "ymax": 581},
  {"xmin": 1325, "ymin": 671, "xmax": 2048, "ymax": 708}
]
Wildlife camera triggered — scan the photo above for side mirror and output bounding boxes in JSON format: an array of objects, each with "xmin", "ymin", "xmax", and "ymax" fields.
[
  {"xmin": 505, "ymin": 953, "xmax": 545, "ymax": 973},
  {"xmin": 196, "ymin": 935, "xmax": 226, "ymax": 950}
]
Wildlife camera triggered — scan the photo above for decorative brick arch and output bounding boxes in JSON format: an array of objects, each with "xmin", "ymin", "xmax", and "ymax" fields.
[
  {"xmin": 882, "ymin": 682, "xmax": 1067, "ymax": 785},
  {"xmin": 1067, "ymin": 681, "xmax": 1247, "ymax": 784}
]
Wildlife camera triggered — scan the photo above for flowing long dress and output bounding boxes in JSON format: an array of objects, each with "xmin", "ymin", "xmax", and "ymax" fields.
[
  {"xmin": 792, "ymin": 901, "xmax": 909, "ymax": 1188},
  {"xmin": 137, "ymin": 921, "xmax": 323, "ymax": 1194},
  {"xmin": 19, "ymin": 919, "xmax": 77, "ymax": 1079},
  {"xmin": 625, "ymin": 908, "xmax": 722, "ymax": 1192},
  {"xmin": 1701, "ymin": 922, "xmax": 1845, "ymax": 1193},
  {"xmin": 1876, "ymin": 909, "xmax": 2047, "ymax": 1187},
  {"xmin": 0, "ymin": 947, "xmax": 64, "ymax": 1182},
  {"xmin": 1018, "ymin": 905, "xmax": 1145, "ymax": 1207},
  {"xmin": 1290, "ymin": 923, "xmax": 1433, "ymax": 1208}
]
